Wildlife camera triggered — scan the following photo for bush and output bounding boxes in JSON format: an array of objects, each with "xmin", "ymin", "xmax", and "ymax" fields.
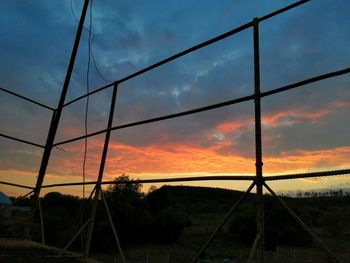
[
  {"xmin": 153, "ymin": 206, "xmax": 188, "ymax": 242},
  {"xmin": 227, "ymin": 198, "xmax": 312, "ymax": 249}
]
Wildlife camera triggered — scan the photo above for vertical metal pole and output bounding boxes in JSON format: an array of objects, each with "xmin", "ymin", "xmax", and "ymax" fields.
[
  {"xmin": 34, "ymin": 0, "xmax": 90, "ymax": 198},
  {"xmin": 85, "ymin": 83, "xmax": 118, "ymax": 257},
  {"xmin": 253, "ymin": 17, "xmax": 265, "ymax": 263}
]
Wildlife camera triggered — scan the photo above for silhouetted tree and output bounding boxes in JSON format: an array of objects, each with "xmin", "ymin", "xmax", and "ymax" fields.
[
  {"xmin": 99, "ymin": 176, "xmax": 187, "ymax": 246},
  {"xmin": 227, "ymin": 196, "xmax": 312, "ymax": 249},
  {"xmin": 36, "ymin": 192, "xmax": 81, "ymax": 247}
]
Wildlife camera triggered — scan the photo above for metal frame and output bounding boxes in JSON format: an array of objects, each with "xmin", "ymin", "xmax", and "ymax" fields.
[{"xmin": 0, "ymin": 0, "xmax": 348, "ymax": 262}]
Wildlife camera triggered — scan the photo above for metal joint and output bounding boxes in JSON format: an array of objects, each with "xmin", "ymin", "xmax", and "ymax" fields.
[
  {"xmin": 255, "ymin": 161, "xmax": 264, "ymax": 167},
  {"xmin": 254, "ymin": 92, "xmax": 261, "ymax": 100}
]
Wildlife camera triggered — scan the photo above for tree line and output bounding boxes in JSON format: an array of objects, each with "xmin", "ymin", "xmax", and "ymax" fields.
[
  {"xmin": 295, "ymin": 189, "xmax": 349, "ymax": 198},
  {"xmin": 6, "ymin": 178, "xmax": 350, "ymax": 253},
  {"xmin": 10, "ymin": 175, "xmax": 189, "ymax": 252}
]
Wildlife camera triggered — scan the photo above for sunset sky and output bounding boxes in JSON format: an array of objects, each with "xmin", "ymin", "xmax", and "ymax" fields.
[{"xmin": 1, "ymin": 0, "xmax": 350, "ymax": 197}]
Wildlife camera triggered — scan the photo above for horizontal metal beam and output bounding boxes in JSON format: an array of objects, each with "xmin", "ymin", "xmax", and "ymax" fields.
[
  {"xmin": 63, "ymin": 81, "xmax": 116, "ymax": 108},
  {"xmin": 3, "ymin": 168, "xmax": 350, "ymax": 191},
  {"xmin": 40, "ymin": 168, "xmax": 350, "ymax": 189},
  {"xmin": 0, "ymin": 132, "xmax": 45, "ymax": 148},
  {"xmin": 0, "ymin": 181, "xmax": 35, "ymax": 190},
  {"xmin": 40, "ymin": 175, "xmax": 256, "ymax": 189},
  {"xmin": 54, "ymin": 94, "xmax": 255, "ymax": 146},
  {"xmin": 261, "ymin": 67, "xmax": 350, "ymax": 98},
  {"xmin": 265, "ymin": 168, "xmax": 350, "ymax": 181},
  {"xmin": 0, "ymin": 86, "xmax": 55, "ymax": 111},
  {"xmin": 258, "ymin": 0, "xmax": 311, "ymax": 22}
]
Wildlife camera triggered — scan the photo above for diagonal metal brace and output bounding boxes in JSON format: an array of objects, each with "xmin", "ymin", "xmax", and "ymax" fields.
[
  {"xmin": 100, "ymin": 189, "xmax": 127, "ymax": 263},
  {"xmin": 190, "ymin": 182, "xmax": 256, "ymax": 263},
  {"xmin": 263, "ymin": 182, "xmax": 342, "ymax": 263}
]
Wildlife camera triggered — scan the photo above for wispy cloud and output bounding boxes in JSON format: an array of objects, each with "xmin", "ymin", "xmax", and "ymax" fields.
[{"xmin": 1, "ymin": 0, "xmax": 350, "ymax": 196}]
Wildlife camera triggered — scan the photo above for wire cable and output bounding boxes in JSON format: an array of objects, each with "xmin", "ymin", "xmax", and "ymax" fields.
[
  {"xmin": 70, "ymin": 0, "xmax": 112, "ymax": 83},
  {"xmin": 90, "ymin": 40, "xmax": 112, "ymax": 83},
  {"xmin": 70, "ymin": 0, "xmax": 90, "ymax": 33}
]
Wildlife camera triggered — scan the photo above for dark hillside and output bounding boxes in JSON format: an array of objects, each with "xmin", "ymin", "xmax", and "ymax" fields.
[
  {"xmin": 155, "ymin": 185, "xmax": 255, "ymax": 214},
  {"xmin": 2, "ymin": 184, "xmax": 349, "ymax": 262},
  {"xmin": 153, "ymin": 185, "xmax": 350, "ymax": 251}
]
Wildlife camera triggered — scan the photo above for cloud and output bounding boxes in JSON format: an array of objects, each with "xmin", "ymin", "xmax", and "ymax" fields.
[
  {"xmin": 260, "ymin": 0, "xmax": 350, "ymax": 90},
  {"xmin": 0, "ymin": 137, "xmax": 43, "ymax": 174},
  {"xmin": 1, "ymin": 0, "xmax": 350, "ymax": 196},
  {"xmin": 263, "ymin": 146, "xmax": 350, "ymax": 174}
]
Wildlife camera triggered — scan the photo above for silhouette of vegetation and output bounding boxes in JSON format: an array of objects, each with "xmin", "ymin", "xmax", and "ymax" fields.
[
  {"xmin": 92, "ymin": 175, "xmax": 189, "ymax": 251},
  {"xmin": 3, "ymin": 184, "xmax": 349, "ymax": 253},
  {"xmin": 30, "ymin": 192, "xmax": 82, "ymax": 248},
  {"xmin": 226, "ymin": 196, "xmax": 312, "ymax": 249}
]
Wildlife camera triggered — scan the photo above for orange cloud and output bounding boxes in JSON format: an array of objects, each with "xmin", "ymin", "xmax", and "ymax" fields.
[
  {"xmin": 3, "ymin": 143, "xmax": 350, "ymax": 197},
  {"xmin": 10, "ymin": 123, "xmax": 350, "ymax": 182},
  {"xmin": 213, "ymin": 108, "xmax": 330, "ymax": 135},
  {"xmin": 264, "ymin": 146, "xmax": 350, "ymax": 174},
  {"xmin": 2, "ymin": 101, "xmax": 350, "ymax": 197},
  {"xmin": 262, "ymin": 109, "xmax": 330, "ymax": 127},
  {"xmin": 104, "ymin": 141, "xmax": 255, "ymax": 178},
  {"xmin": 332, "ymin": 99, "xmax": 350, "ymax": 109},
  {"xmin": 42, "ymin": 135, "xmax": 350, "ymax": 182},
  {"xmin": 215, "ymin": 118, "xmax": 252, "ymax": 134}
]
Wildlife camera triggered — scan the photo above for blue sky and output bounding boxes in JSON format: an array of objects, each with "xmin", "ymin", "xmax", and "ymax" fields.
[{"xmin": 1, "ymin": 0, "xmax": 350, "ymax": 196}]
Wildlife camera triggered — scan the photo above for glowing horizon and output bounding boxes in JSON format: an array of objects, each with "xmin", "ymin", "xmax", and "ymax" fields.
[{"xmin": 1, "ymin": 1, "xmax": 350, "ymax": 197}]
